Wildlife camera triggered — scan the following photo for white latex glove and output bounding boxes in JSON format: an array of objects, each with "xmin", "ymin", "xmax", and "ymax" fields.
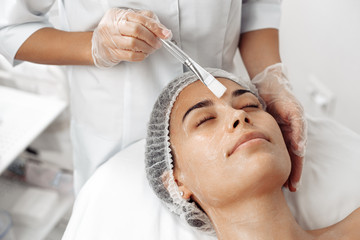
[
  {"xmin": 252, "ymin": 63, "xmax": 307, "ymax": 192},
  {"xmin": 92, "ymin": 8, "xmax": 172, "ymax": 68}
]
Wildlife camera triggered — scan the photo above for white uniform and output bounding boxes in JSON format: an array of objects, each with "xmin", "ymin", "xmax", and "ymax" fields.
[{"xmin": 0, "ymin": 0, "xmax": 281, "ymax": 193}]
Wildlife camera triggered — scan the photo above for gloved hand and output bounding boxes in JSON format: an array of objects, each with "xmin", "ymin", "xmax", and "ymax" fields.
[
  {"xmin": 92, "ymin": 8, "xmax": 172, "ymax": 68},
  {"xmin": 252, "ymin": 63, "xmax": 307, "ymax": 192}
]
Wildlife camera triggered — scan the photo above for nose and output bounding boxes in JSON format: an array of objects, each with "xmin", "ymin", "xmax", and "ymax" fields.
[{"xmin": 228, "ymin": 110, "xmax": 251, "ymax": 132}]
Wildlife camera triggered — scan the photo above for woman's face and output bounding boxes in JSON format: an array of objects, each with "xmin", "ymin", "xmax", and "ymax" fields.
[{"xmin": 170, "ymin": 78, "xmax": 291, "ymax": 209}]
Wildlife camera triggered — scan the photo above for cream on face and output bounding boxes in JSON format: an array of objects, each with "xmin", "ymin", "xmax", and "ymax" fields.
[{"xmin": 169, "ymin": 78, "xmax": 291, "ymax": 210}]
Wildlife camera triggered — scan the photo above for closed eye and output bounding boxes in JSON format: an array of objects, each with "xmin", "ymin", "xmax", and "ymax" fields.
[
  {"xmin": 242, "ymin": 103, "xmax": 259, "ymax": 109},
  {"xmin": 196, "ymin": 116, "xmax": 215, "ymax": 127}
]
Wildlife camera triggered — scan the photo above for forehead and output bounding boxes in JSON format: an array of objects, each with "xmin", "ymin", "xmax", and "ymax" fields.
[{"xmin": 174, "ymin": 78, "xmax": 246, "ymax": 106}]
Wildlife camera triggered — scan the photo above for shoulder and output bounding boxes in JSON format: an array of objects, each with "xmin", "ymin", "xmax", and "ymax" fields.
[
  {"xmin": 309, "ymin": 207, "xmax": 360, "ymax": 240},
  {"xmin": 340, "ymin": 207, "xmax": 360, "ymax": 238}
]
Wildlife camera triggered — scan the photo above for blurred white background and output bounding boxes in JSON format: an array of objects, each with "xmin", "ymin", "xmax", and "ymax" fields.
[
  {"xmin": 280, "ymin": 0, "xmax": 360, "ymax": 134},
  {"xmin": 0, "ymin": 1, "xmax": 359, "ymax": 239},
  {"xmin": 1, "ymin": 0, "xmax": 359, "ymax": 155}
]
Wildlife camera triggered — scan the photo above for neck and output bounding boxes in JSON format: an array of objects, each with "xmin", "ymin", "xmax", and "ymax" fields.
[{"xmin": 205, "ymin": 188, "xmax": 314, "ymax": 240}]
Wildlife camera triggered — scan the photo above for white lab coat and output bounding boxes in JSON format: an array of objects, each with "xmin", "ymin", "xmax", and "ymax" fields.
[{"xmin": 0, "ymin": 0, "xmax": 281, "ymax": 193}]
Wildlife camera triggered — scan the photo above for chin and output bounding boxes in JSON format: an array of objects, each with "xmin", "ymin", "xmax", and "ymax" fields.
[{"xmin": 245, "ymin": 151, "xmax": 291, "ymax": 189}]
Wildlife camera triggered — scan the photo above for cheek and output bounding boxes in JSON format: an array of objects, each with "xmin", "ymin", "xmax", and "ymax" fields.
[
  {"xmin": 173, "ymin": 131, "xmax": 233, "ymax": 205},
  {"xmin": 255, "ymin": 113, "xmax": 292, "ymax": 177},
  {"xmin": 175, "ymin": 136, "xmax": 222, "ymax": 183},
  {"xmin": 265, "ymin": 114, "xmax": 289, "ymax": 155}
]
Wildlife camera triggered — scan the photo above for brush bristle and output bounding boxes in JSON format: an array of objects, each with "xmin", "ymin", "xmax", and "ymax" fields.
[{"xmin": 206, "ymin": 76, "xmax": 227, "ymax": 98}]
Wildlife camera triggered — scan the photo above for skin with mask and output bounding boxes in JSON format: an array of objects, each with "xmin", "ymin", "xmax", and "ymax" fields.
[{"xmin": 169, "ymin": 78, "xmax": 360, "ymax": 240}]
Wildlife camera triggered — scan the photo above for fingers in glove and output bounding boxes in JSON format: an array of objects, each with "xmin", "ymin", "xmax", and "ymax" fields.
[
  {"xmin": 280, "ymin": 121, "xmax": 305, "ymax": 192},
  {"xmin": 287, "ymin": 152, "xmax": 304, "ymax": 192},
  {"xmin": 283, "ymin": 180, "xmax": 289, "ymax": 189},
  {"xmin": 275, "ymin": 113, "xmax": 305, "ymax": 192},
  {"xmin": 110, "ymin": 48, "xmax": 148, "ymax": 62},
  {"xmin": 92, "ymin": 8, "xmax": 170, "ymax": 67},
  {"xmin": 137, "ymin": 10, "xmax": 170, "ymax": 35},
  {"xmin": 268, "ymin": 100, "xmax": 307, "ymax": 159},
  {"xmin": 117, "ymin": 20, "xmax": 162, "ymax": 50},
  {"xmin": 112, "ymin": 35, "xmax": 156, "ymax": 55},
  {"xmin": 289, "ymin": 117, "xmax": 307, "ymax": 158},
  {"xmin": 137, "ymin": 10, "xmax": 158, "ymax": 21},
  {"xmin": 121, "ymin": 11, "xmax": 172, "ymax": 40}
]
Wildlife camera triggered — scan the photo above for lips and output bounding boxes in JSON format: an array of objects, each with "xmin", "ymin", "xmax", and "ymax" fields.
[{"xmin": 228, "ymin": 131, "xmax": 269, "ymax": 156}]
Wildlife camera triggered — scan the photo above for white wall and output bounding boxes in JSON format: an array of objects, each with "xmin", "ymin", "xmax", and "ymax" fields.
[{"xmin": 280, "ymin": 0, "xmax": 360, "ymax": 134}]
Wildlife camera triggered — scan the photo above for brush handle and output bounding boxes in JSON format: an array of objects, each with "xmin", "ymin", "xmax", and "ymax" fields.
[
  {"xmin": 160, "ymin": 39, "xmax": 204, "ymax": 81},
  {"xmin": 159, "ymin": 39, "xmax": 187, "ymax": 64},
  {"xmin": 160, "ymin": 38, "xmax": 227, "ymax": 98}
]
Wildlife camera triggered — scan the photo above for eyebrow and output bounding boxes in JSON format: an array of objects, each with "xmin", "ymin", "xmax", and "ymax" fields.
[
  {"xmin": 181, "ymin": 89, "xmax": 256, "ymax": 123},
  {"xmin": 232, "ymin": 89, "xmax": 253, "ymax": 97},
  {"xmin": 182, "ymin": 100, "xmax": 213, "ymax": 122}
]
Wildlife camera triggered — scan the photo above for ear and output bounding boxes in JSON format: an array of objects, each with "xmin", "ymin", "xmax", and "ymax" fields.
[
  {"xmin": 162, "ymin": 169, "xmax": 193, "ymax": 200},
  {"xmin": 174, "ymin": 177, "xmax": 193, "ymax": 200},
  {"xmin": 178, "ymin": 184, "xmax": 192, "ymax": 200}
]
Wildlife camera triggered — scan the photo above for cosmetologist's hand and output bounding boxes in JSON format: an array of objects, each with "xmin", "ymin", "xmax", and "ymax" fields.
[
  {"xmin": 92, "ymin": 8, "xmax": 172, "ymax": 68},
  {"xmin": 252, "ymin": 63, "xmax": 307, "ymax": 192}
]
